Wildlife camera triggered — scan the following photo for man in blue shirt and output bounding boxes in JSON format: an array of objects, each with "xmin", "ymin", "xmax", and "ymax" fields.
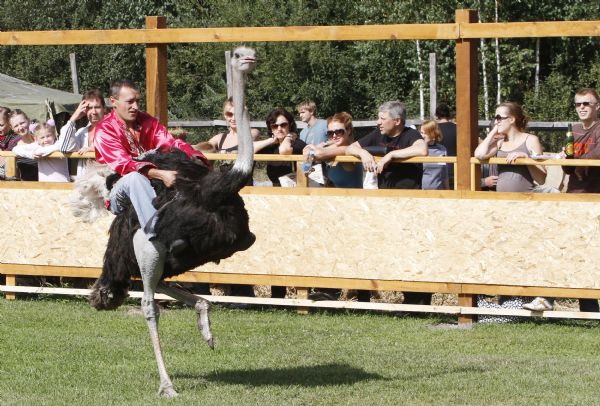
[{"xmin": 297, "ymin": 100, "xmax": 328, "ymax": 145}]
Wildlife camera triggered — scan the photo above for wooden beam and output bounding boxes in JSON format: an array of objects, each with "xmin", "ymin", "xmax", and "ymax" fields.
[
  {"xmin": 455, "ymin": 9, "xmax": 479, "ymax": 192},
  {"xmin": 461, "ymin": 21, "xmax": 600, "ymax": 39},
  {"xmin": 145, "ymin": 16, "xmax": 168, "ymax": 125},
  {"xmin": 0, "ymin": 24, "xmax": 459, "ymax": 46},
  {"xmin": 457, "ymin": 293, "xmax": 475, "ymax": 326}
]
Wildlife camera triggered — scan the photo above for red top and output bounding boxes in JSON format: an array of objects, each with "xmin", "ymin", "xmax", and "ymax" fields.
[{"xmin": 94, "ymin": 110, "xmax": 208, "ymax": 175}]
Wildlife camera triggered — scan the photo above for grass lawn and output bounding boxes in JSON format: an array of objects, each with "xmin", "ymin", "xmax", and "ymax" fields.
[{"xmin": 1, "ymin": 297, "xmax": 600, "ymax": 405}]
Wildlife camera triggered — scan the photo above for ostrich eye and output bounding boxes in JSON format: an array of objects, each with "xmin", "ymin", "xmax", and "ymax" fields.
[{"xmin": 234, "ymin": 53, "xmax": 240, "ymax": 58}]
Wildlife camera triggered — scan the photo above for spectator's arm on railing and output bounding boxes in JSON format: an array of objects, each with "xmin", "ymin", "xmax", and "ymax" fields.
[
  {"xmin": 474, "ymin": 127, "xmax": 503, "ymax": 160},
  {"xmin": 376, "ymin": 138, "xmax": 428, "ymax": 174},
  {"xmin": 346, "ymin": 141, "xmax": 377, "ymax": 172}
]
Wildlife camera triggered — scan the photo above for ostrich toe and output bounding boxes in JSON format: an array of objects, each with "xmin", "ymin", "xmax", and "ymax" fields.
[{"xmin": 159, "ymin": 384, "xmax": 178, "ymax": 398}]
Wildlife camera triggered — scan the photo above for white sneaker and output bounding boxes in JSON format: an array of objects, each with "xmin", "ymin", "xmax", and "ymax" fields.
[{"xmin": 522, "ymin": 297, "xmax": 553, "ymax": 311}]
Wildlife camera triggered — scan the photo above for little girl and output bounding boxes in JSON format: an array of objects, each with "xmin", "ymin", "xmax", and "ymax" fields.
[
  {"xmin": 420, "ymin": 120, "xmax": 449, "ymax": 190},
  {"xmin": 13, "ymin": 122, "xmax": 70, "ymax": 182}
]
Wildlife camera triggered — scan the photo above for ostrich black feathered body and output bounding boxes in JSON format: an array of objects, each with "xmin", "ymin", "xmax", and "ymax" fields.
[{"xmin": 90, "ymin": 148, "xmax": 255, "ymax": 310}]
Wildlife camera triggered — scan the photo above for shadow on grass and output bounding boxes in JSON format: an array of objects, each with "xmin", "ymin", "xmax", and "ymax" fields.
[{"xmin": 176, "ymin": 363, "xmax": 386, "ymax": 387}]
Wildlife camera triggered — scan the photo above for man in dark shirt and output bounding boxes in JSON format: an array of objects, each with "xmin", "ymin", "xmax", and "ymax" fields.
[
  {"xmin": 347, "ymin": 100, "xmax": 430, "ymax": 305},
  {"xmin": 347, "ymin": 100, "xmax": 427, "ymax": 189},
  {"xmin": 435, "ymin": 103, "xmax": 457, "ymax": 188}
]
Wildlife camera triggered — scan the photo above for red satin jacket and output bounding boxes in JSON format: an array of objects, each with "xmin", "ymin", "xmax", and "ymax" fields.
[{"xmin": 94, "ymin": 110, "xmax": 208, "ymax": 175}]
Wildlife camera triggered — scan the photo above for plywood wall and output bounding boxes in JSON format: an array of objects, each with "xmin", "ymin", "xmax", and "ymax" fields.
[{"xmin": 1, "ymin": 188, "xmax": 599, "ymax": 289}]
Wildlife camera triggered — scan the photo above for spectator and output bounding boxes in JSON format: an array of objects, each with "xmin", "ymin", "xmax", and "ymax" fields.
[
  {"xmin": 256, "ymin": 107, "xmax": 307, "ymax": 188},
  {"xmin": 563, "ymin": 87, "xmax": 600, "ymax": 313},
  {"xmin": 297, "ymin": 100, "xmax": 328, "ymax": 145},
  {"xmin": 57, "ymin": 89, "xmax": 106, "ymax": 177},
  {"xmin": 474, "ymin": 102, "xmax": 550, "ymax": 317},
  {"xmin": 195, "ymin": 98, "xmax": 261, "ymax": 185},
  {"xmin": 435, "ymin": 103, "xmax": 456, "ymax": 188},
  {"xmin": 347, "ymin": 100, "xmax": 431, "ymax": 306},
  {"xmin": 94, "ymin": 79, "xmax": 208, "ymax": 255},
  {"xmin": 419, "ymin": 120, "xmax": 449, "ymax": 190},
  {"xmin": 13, "ymin": 122, "xmax": 70, "ymax": 182},
  {"xmin": 302, "ymin": 112, "xmax": 369, "ymax": 302},
  {"xmin": 303, "ymin": 112, "xmax": 363, "ymax": 188},
  {"xmin": 254, "ymin": 108, "xmax": 306, "ymax": 299},
  {"xmin": 0, "ymin": 107, "xmax": 20, "ymax": 180},
  {"xmin": 8, "ymin": 109, "xmax": 38, "ymax": 181},
  {"xmin": 474, "ymin": 102, "xmax": 546, "ymax": 192}
]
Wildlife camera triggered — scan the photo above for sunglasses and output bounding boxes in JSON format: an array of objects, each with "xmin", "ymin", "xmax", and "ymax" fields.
[
  {"xmin": 270, "ymin": 122, "xmax": 289, "ymax": 130},
  {"xmin": 326, "ymin": 129, "xmax": 346, "ymax": 137},
  {"xmin": 224, "ymin": 111, "xmax": 234, "ymax": 118},
  {"xmin": 494, "ymin": 115, "xmax": 510, "ymax": 121},
  {"xmin": 574, "ymin": 102, "xmax": 597, "ymax": 107}
]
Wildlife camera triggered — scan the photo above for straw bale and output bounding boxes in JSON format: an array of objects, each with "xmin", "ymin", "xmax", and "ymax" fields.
[{"xmin": 1, "ymin": 189, "xmax": 599, "ymax": 289}]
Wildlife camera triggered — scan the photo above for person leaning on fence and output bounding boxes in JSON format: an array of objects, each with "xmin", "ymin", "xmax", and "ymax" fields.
[
  {"xmin": 346, "ymin": 100, "xmax": 432, "ymax": 306},
  {"xmin": 435, "ymin": 103, "xmax": 457, "ymax": 188},
  {"xmin": 12, "ymin": 122, "xmax": 70, "ymax": 183},
  {"xmin": 0, "ymin": 107, "xmax": 20, "ymax": 180},
  {"xmin": 255, "ymin": 107, "xmax": 307, "ymax": 188},
  {"xmin": 474, "ymin": 102, "xmax": 554, "ymax": 317},
  {"xmin": 194, "ymin": 97, "xmax": 262, "ymax": 185},
  {"xmin": 297, "ymin": 100, "xmax": 328, "ymax": 145},
  {"xmin": 562, "ymin": 87, "xmax": 600, "ymax": 313},
  {"xmin": 419, "ymin": 120, "xmax": 449, "ymax": 190},
  {"xmin": 8, "ymin": 109, "xmax": 38, "ymax": 181},
  {"xmin": 57, "ymin": 89, "xmax": 106, "ymax": 177},
  {"xmin": 301, "ymin": 112, "xmax": 370, "ymax": 302},
  {"xmin": 94, "ymin": 79, "xmax": 209, "ymax": 255}
]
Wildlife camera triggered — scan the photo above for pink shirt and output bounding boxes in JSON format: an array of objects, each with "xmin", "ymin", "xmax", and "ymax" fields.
[{"xmin": 94, "ymin": 110, "xmax": 207, "ymax": 175}]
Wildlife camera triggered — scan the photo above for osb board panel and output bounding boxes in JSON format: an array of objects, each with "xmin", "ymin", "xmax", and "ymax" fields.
[{"xmin": 1, "ymin": 189, "xmax": 599, "ymax": 289}]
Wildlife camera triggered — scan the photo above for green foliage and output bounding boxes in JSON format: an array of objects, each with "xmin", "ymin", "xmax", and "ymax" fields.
[{"xmin": 0, "ymin": 0, "xmax": 597, "ymax": 124}]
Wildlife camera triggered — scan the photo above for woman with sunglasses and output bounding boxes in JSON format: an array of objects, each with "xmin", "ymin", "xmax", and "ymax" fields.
[
  {"xmin": 301, "ymin": 112, "xmax": 370, "ymax": 302},
  {"xmin": 257, "ymin": 107, "xmax": 306, "ymax": 188},
  {"xmin": 195, "ymin": 98, "xmax": 262, "ymax": 180},
  {"xmin": 474, "ymin": 102, "xmax": 551, "ymax": 317},
  {"xmin": 302, "ymin": 112, "xmax": 363, "ymax": 189},
  {"xmin": 474, "ymin": 102, "xmax": 546, "ymax": 192}
]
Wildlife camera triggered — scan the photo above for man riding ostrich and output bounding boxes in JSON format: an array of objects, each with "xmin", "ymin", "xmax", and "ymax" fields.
[{"xmin": 87, "ymin": 47, "xmax": 257, "ymax": 397}]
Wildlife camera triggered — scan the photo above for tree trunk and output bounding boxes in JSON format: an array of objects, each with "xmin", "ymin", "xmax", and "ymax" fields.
[
  {"xmin": 416, "ymin": 40, "xmax": 425, "ymax": 120},
  {"xmin": 479, "ymin": 16, "xmax": 490, "ymax": 121},
  {"xmin": 535, "ymin": 38, "xmax": 540, "ymax": 98},
  {"xmin": 494, "ymin": 0, "xmax": 501, "ymax": 104}
]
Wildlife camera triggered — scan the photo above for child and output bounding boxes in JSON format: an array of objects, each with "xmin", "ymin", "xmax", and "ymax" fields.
[
  {"xmin": 0, "ymin": 107, "xmax": 20, "ymax": 179},
  {"xmin": 13, "ymin": 122, "xmax": 70, "ymax": 182},
  {"xmin": 420, "ymin": 120, "xmax": 449, "ymax": 190}
]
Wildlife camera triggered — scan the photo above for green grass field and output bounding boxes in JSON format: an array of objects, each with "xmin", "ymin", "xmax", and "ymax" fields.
[{"xmin": 1, "ymin": 297, "xmax": 600, "ymax": 405}]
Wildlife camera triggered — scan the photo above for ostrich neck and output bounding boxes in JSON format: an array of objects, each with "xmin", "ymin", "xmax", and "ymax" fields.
[{"xmin": 231, "ymin": 70, "xmax": 253, "ymax": 175}]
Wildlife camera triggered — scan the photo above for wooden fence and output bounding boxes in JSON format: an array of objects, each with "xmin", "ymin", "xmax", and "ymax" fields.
[{"xmin": 1, "ymin": 11, "xmax": 600, "ymax": 324}]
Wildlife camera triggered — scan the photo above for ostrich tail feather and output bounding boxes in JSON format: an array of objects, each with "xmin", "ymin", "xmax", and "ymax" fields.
[{"xmin": 70, "ymin": 163, "xmax": 113, "ymax": 223}]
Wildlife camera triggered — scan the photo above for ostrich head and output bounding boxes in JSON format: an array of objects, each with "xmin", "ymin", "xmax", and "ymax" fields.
[{"xmin": 231, "ymin": 46, "xmax": 257, "ymax": 74}]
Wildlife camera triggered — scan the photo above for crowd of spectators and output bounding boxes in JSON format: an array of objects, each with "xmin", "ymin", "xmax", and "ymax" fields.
[{"xmin": 1, "ymin": 86, "xmax": 598, "ymax": 317}]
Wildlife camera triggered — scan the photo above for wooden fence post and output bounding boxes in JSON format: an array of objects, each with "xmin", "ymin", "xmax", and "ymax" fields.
[
  {"xmin": 145, "ymin": 16, "xmax": 168, "ymax": 126},
  {"xmin": 5, "ymin": 275, "xmax": 16, "ymax": 300},
  {"xmin": 456, "ymin": 9, "xmax": 479, "ymax": 325},
  {"xmin": 5, "ymin": 156, "xmax": 16, "ymax": 178},
  {"xmin": 455, "ymin": 9, "xmax": 479, "ymax": 192}
]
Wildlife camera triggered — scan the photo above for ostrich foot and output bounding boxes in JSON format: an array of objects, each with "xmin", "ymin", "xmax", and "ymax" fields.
[
  {"xmin": 159, "ymin": 383, "xmax": 179, "ymax": 398},
  {"xmin": 195, "ymin": 299, "xmax": 214, "ymax": 349}
]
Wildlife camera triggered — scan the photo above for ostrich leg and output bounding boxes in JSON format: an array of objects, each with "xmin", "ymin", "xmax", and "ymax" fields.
[
  {"xmin": 157, "ymin": 282, "xmax": 214, "ymax": 348},
  {"xmin": 133, "ymin": 229, "xmax": 178, "ymax": 398}
]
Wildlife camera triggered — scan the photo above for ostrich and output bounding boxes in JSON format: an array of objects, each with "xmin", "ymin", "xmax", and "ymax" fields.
[{"xmin": 87, "ymin": 47, "xmax": 257, "ymax": 397}]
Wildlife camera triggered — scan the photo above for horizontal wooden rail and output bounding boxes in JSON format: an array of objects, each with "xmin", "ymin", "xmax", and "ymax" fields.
[
  {"xmin": 460, "ymin": 21, "xmax": 600, "ymax": 39},
  {"xmin": 0, "ymin": 20, "xmax": 597, "ymax": 47},
  {"xmin": 471, "ymin": 157, "xmax": 600, "ymax": 167}
]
